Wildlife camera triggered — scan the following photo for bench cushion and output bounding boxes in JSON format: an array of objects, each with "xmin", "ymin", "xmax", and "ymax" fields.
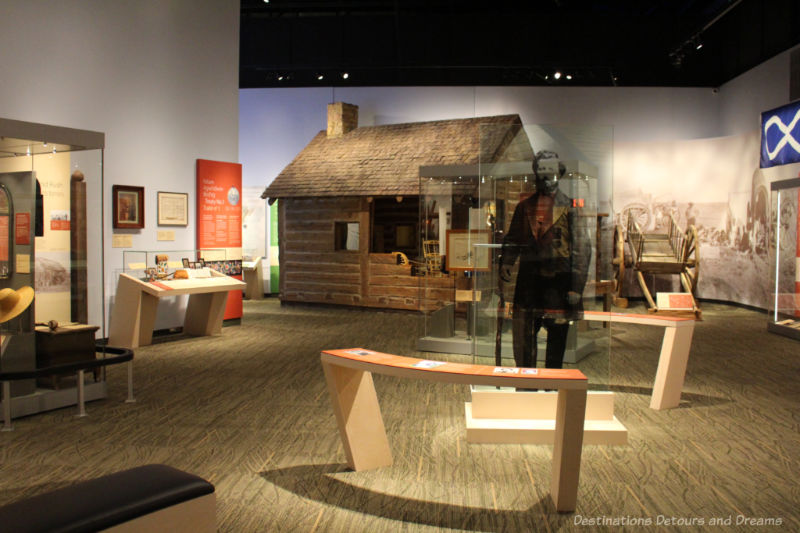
[{"xmin": 0, "ymin": 464, "xmax": 214, "ymax": 533}]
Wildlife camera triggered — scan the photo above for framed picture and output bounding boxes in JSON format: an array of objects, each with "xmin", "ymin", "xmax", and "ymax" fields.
[
  {"xmin": 145, "ymin": 267, "xmax": 156, "ymax": 281},
  {"xmin": 182, "ymin": 258, "xmax": 190, "ymax": 268},
  {"xmin": 157, "ymin": 191, "xmax": 188, "ymax": 226},
  {"xmin": 198, "ymin": 258, "xmax": 205, "ymax": 267},
  {"xmin": 190, "ymin": 261, "xmax": 200, "ymax": 269},
  {"xmin": 112, "ymin": 185, "xmax": 144, "ymax": 229},
  {"xmin": 445, "ymin": 230, "xmax": 492, "ymax": 272}
]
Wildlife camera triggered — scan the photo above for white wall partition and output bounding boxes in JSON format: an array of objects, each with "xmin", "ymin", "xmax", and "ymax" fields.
[{"xmin": 0, "ymin": 0, "xmax": 240, "ymax": 330}]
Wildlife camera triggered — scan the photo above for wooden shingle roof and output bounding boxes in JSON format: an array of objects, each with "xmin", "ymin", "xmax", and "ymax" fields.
[{"xmin": 262, "ymin": 114, "xmax": 532, "ymax": 199}]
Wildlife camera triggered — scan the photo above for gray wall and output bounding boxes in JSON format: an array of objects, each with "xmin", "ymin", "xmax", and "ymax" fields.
[{"xmin": 0, "ymin": 0, "xmax": 240, "ymax": 330}]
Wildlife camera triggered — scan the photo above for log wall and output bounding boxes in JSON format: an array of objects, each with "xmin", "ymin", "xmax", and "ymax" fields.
[{"xmin": 279, "ymin": 196, "xmax": 454, "ymax": 311}]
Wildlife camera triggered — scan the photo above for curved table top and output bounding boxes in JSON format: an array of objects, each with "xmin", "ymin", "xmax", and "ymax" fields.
[{"xmin": 321, "ymin": 348, "xmax": 587, "ymax": 390}]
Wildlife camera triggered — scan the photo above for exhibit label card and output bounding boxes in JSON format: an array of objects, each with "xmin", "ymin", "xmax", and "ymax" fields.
[
  {"xmin": 157, "ymin": 230, "xmax": 175, "ymax": 241},
  {"xmin": 15, "ymin": 254, "xmax": 30, "ymax": 274},
  {"xmin": 15, "ymin": 212, "xmax": 30, "ymax": 245},
  {"xmin": 112, "ymin": 234, "xmax": 133, "ymax": 248}
]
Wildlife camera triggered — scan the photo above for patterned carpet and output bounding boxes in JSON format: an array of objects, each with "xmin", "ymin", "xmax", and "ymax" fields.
[{"xmin": 0, "ymin": 298, "xmax": 798, "ymax": 532}]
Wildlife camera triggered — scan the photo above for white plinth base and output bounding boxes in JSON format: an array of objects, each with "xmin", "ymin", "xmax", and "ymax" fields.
[{"xmin": 465, "ymin": 389, "xmax": 627, "ymax": 445}]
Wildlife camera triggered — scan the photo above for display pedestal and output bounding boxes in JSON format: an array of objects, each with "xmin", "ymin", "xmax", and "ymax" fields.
[
  {"xmin": 108, "ymin": 272, "xmax": 246, "ymax": 349},
  {"xmin": 465, "ymin": 387, "xmax": 627, "ymax": 445},
  {"xmin": 242, "ymin": 258, "xmax": 264, "ymax": 300}
]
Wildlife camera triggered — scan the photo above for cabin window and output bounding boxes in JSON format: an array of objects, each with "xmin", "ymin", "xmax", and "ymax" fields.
[
  {"xmin": 334, "ymin": 222, "xmax": 359, "ymax": 251},
  {"xmin": 370, "ymin": 196, "xmax": 419, "ymax": 255}
]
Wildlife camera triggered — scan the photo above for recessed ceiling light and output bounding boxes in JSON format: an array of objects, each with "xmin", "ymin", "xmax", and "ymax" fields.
[
  {"xmin": 342, "ymin": 72, "xmax": 349, "ymax": 79},
  {"xmin": 554, "ymin": 71, "xmax": 562, "ymax": 80},
  {"xmin": 317, "ymin": 73, "xmax": 324, "ymax": 80}
]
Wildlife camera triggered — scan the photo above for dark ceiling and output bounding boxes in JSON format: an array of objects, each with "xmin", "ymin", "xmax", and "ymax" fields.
[{"xmin": 240, "ymin": 0, "xmax": 800, "ymax": 89}]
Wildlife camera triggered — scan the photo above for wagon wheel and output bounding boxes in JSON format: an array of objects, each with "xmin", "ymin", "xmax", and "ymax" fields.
[
  {"xmin": 680, "ymin": 225, "xmax": 700, "ymax": 297},
  {"xmin": 623, "ymin": 203, "xmax": 651, "ymax": 232},
  {"xmin": 611, "ymin": 224, "xmax": 629, "ymax": 308}
]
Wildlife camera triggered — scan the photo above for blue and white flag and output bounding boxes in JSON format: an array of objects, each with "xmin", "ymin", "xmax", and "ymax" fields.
[{"xmin": 761, "ymin": 100, "xmax": 800, "ymax": 168}]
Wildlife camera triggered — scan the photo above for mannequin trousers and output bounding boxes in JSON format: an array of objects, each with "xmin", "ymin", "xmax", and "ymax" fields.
[{"xmin": 511, "ymin": 307, "xmax": 570, "ymax": 369}]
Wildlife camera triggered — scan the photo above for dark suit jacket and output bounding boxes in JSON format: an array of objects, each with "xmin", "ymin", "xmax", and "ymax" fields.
[{"xmin": 500, "ymin": 190, "xmax": 591, "ymax": 319}]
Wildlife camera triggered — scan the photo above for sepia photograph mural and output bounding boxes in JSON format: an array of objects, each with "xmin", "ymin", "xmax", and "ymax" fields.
[{"xmin": 613, "ymin": 131, "xmax": 788, "ymax": 309}]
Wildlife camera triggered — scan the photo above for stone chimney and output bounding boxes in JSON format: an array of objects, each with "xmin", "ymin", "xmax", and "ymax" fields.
[{"xmin": 327, "ymin": 102, "xmax": 358, "ymax": 137}]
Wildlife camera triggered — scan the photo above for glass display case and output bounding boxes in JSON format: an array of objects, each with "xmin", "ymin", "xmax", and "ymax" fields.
[
  {"xmin": 0, "ymin": 118, "xmax": 106, "ymax": 417},
  {"xmin": 121, "ymin": 248, "xmax": 231, "ymax": 280},
  {"xmin": 417, "ymin": 123, "xmax": 613, "ymax": 382},
  {"xmin": 415, "ymin": 121, "xmax": 620, "ymax": 445},
  {"xmin": 768, "ymin": 177, "xmax": 800, "ymax": 340}
]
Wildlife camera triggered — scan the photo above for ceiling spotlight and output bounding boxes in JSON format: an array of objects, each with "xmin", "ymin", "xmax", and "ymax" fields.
[
  {"xmin": 277, "ymin": 74, "xmax": 284, "ymax": 81},
  {"xmin": 695, "ymin": 41, "xmax": 703, "ymax": 50},
  {"xmin": 341, "ymin": 72, "xmax": 349, "ymax": 79},
  {"xmin": 316, "ymin": 73, "xmax": 324, "ymax": 81},
  {"xmin": 566, "ymin": 74, "xmax": 572, "ymax": 80},
  {"xmin": 554, "ymin": 71, "xmax": 562, "ymax": 80}
]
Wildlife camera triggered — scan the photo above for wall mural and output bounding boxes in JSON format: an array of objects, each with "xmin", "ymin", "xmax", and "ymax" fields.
[{"xmin": 613, "ymin": 131, "xmax": 786, "ymax": 309}]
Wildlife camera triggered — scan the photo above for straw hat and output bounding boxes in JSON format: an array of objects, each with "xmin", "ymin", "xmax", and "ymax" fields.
[{"xmin": 0, "ymin": 286, "xmax": 34, "ymax": 323}]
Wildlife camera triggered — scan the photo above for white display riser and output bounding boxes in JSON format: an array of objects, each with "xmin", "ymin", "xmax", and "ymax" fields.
[
  {"xmin": 0, "ymin": 382, "xmax": 107, "ymax": 420},
  {"xmin": 417, "ymin": 334, "xmax": 596, "ymax": 364},
  {"xmin": 465, "ymin": 388, "xmax": 627, "ymax": 445}
]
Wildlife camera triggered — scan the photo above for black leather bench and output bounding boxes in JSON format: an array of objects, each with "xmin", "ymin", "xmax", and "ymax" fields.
[{"xmin": 0, "ymin": 464, "xmax": 215, "ymax": 533}]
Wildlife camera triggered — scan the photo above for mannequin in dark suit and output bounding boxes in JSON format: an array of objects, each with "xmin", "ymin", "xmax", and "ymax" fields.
[{"xmin": 499, "ymin": 151, "xmax": 591, "ymax": 369}]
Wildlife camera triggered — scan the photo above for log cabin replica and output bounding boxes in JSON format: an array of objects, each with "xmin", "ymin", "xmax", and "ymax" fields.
[{"xmin": 261, "ymin": 102, "xmax": 532, "ymax": 311}]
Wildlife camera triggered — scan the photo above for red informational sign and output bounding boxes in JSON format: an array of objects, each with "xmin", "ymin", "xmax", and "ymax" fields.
[
  {"xmin": 0, "ymin": 217, "xmax": 8, "ymax": 262},
  {"xmin": 51, "ymin": 220, "xmax": 70, "ymax": 231},
  {"xmin": 196, "ymin": 159, "xmax": 243, "ymax": 320},
  {"xmin": 15, "ymin": 212, "xmax": 30, "ymax": 245}
]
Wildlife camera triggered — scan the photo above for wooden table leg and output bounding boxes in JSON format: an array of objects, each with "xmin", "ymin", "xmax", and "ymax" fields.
[
  {"xmin": 322, "ymin": 360, "xmax": 392, "ymax": 471},
  {"xmin": 184, "ymin": 292, "xmax": 228, "ymax": 336},
  {"xmin": 550, "ymin": 387, "xmax": 587, "ymax": 512},
  {"xmin": 109, "ymin": 276, "xmax": 157, "ymax": 349},
  {"xmin": 650, "ymin": 324, "xmax": 695, "ymax": 410}
]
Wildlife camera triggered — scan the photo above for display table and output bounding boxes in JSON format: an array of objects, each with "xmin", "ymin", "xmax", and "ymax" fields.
[
  {"xmin": 242, "ymin": 257, "xmax": 264, "ymax": 300},
  {"xmin": 108, "ymin": 272, "xmax": 246, "ymax": 349},
  {"xmin": 321, "ymin": 348, "xmax": 588, "ymax": 513},
  {"xmin": 583, "ymin": 311, "xmax": 695, "ymax": 410}
]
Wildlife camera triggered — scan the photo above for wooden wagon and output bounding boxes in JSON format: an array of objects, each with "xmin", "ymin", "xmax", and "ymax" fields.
[{"xmin": 612, "ymin": 211, "xmax": 700, "ymax": 317}]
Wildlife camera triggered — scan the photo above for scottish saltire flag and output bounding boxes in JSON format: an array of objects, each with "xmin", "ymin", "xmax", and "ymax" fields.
[{"xmin": 761, "ymin": 100, "xmax": 800, "ymax": 168}]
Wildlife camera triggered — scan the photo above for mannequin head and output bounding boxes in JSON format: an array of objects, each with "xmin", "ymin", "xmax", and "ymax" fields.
[{"xmin": 533, "ymin": 150, "xmax": 565, "ymax": 195}]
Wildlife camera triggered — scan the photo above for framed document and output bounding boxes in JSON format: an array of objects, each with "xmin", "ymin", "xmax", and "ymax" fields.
[
  {"xmin": 445, "ymin": 230, "xmax": 491, "ymax": 271},
  {"xmin": 112, "ymin": 185, "xmax": 145, "ymax": 229},
  {"xmin": 157, "ymin": 191, "xmax": 188, "ymax": 226}
]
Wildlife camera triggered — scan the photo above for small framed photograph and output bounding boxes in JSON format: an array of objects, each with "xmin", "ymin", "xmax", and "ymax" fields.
[
  {"xmin": 190, "ymin": 261, "xmax": 199, "ymax": 269},
  {"xmin": 198, "ymin": 258, "xmax": 206, "ymax": 267},
  {"xmin": 157, "ymin": 191, "xmax": 189, "ymax": 226},
  {"xmin": 112, "ymin": 185, "xmax": 145, "ymax": 229},
  {"xmin": 145, "ymin": 267, "xmax": 156, "ymax": 281},
  {"xmin": 182, "ymin": 258, "xmax": 190, "ymax": 268}
]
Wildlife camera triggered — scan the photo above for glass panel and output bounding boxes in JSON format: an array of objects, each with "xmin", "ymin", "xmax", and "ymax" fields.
[
  {"xmin": 473, "ymin": 122, "xmax": 612, "ymax": 393},
  {"xmin": 417, "ymin": 171, "xmax": 481, "ymax": 350},
  {"xmin": 416, "ymin": 122, "xmax": 613, "ymax": 398},
  {"xmin": 768, "ymin": 179, "xmax": 800, "ymax": 340},
  {"xmin": 1, "ymin": 137, "xmax": 104, "ymax": 403}
]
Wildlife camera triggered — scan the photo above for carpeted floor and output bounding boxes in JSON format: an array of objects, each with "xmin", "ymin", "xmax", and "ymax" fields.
[{"xmin": 0, "ymin": 298, "xmax": 798, "ymax": 532}]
